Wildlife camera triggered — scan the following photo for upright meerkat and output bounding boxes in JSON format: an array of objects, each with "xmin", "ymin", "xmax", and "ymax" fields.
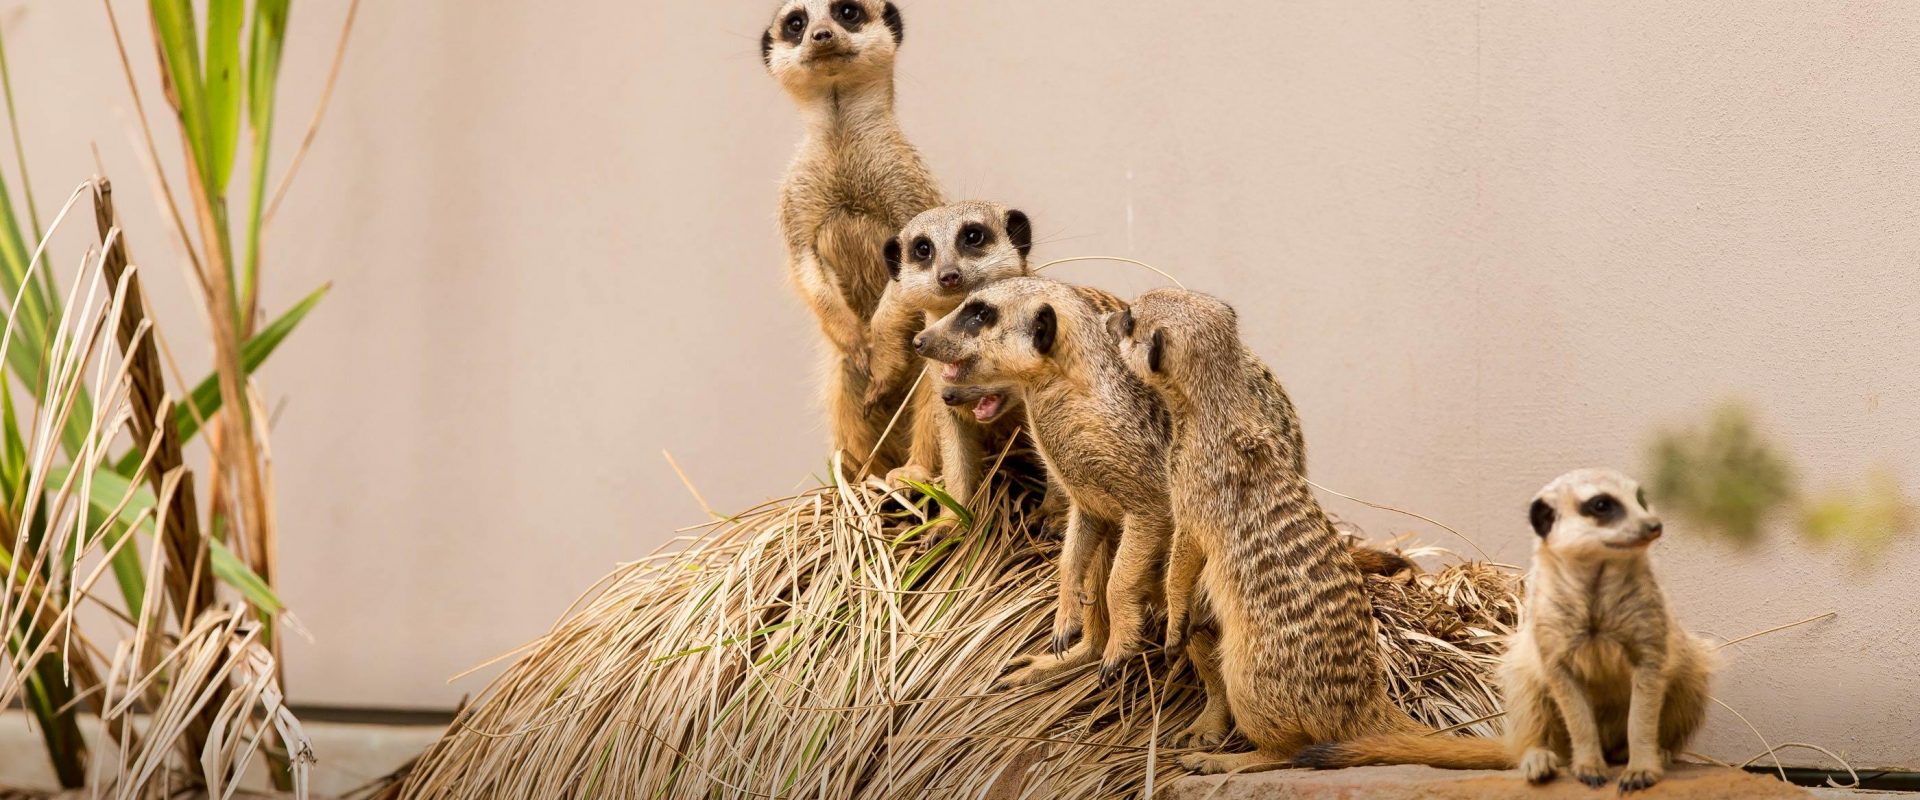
[
  {"xmin": 1293, "ymin": 469, "xmax": 1714, "ymax": 794},
  {"xmin": 866, "ymin": 201, "xmax": 1044, "ymax": 510},
  {"xmin": 1115, "ymin": 288, "xmax": 1429, "ymax": 774},
  {"xmin": 764, "ymin": 0, "xmax": 942, "ymax": 476},
  {"xmin": 914, "ymin": 276, "xmax": 1160, "ymax": 685}
]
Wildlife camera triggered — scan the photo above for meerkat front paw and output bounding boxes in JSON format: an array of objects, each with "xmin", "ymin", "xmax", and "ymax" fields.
[
  {"xmin": 1617, "ymin": 763, "xmax": 1663, "ymax": 793},
  {"xmin": 1049, "ymin": 614, "xmax": 1082, "ymax": 657},
  {"xmin": 1519, "ymin": 748, "xmax": 1559, "ymax": 784},
  {"xmin": 1097, "ymin": 639, "xmax": 1144, "ymax": 685}
]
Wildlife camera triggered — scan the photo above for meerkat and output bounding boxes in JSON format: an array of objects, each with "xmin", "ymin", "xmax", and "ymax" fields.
[
  {"xmin": 1112, "ymin": 288, "xmax": 1438, "ymax": 774},
  {"xmin": 1292, "ymin": 468, "xmax": 1714, "ymax": 794},
  {"xmin": 913, "ymin": 276, "xmax": 1158, "ymax": 686},
  {"xmin": 864, "ymin": 201, "xmax": 1062, "ymax": 518},
  {"xmin": 764, "ymin": 0, "xmax": 942, "ymax": 477}
]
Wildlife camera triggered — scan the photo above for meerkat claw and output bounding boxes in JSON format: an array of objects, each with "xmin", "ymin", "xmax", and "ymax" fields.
[
  {"xmin": 1573, "ymin": 766, "xmax": 1609, "ymax": 789},
  {"xmin": 1617, "ymin": 766, "xmax": 1661, "ymax": 793},
  {"xmin": 1050, "ymin": 623, "xmax": 1081, "ymax": 657}
]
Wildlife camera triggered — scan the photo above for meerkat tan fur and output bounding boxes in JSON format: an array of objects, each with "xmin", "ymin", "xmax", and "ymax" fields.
[
  {"xmin": 1114, "ymin": 288, "xmax": 1437, "ymax": 774},
  {"xmin": 1293, "ymin": 469, "xmax": 1714, "ymax": 794},
  {"xmin": 764, "ymin": 0, "xmax": 941, "ymax": 476},
  {"xmin": 865, "ymin": 201, "xmax": 1050, "ymax": 515},
  {"xmin": 913, "ymin": 277, "xmax": 1155, "ymax": 686}
]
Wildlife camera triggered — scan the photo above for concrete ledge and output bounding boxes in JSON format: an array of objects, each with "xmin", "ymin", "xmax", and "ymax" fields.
[{"xmin": 1166, "ymin": 763, "xmax": 1809, "ymax": 800}]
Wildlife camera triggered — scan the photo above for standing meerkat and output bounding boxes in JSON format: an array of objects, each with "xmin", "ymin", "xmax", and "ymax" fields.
[
  {"xmin": 1114, "ymin": 288, "xmax": 1428, "ymax": 774},
  {"xmin": 763, "ymin": 0, "xmax": 942, "ymax": 477},
  {"xmin": 865, "ymin": 201, "xmax": 1045, "ymax": 512},
  {"xmin": 913, "ymin": 276, "xmax": 1159, "ymax": 686},
  {"xmin": 1293, "ymin": 469, "xmax": 1714, "ymax": 794}
]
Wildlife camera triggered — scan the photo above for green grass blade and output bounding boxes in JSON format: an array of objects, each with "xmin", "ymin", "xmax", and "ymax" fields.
[
  {"xmin": 46, "ymin": 465, "xmax": 149, "ymax": 617},
  {"xmin": 205, "ymin": 0, "xmax": 244, "ymax": 195},
  {"xmin": 210, "ymin": 537, "xmax": 283, "ymax": 616},
  {"xmin": 0, "ymin": 25, "xmax": 51, "ymax": 315},
  {"xmin": 147, "ymin": 0, "xmax": 214, "ymax": 192},
  {"xmin": 899, "ymin": 478, "xmax": 974, "ymax": 528},
  {"xmin": 0, "ymin": 376, "xmax": 24, "ymax": 510},
  {"xmin": 111, "ymin": 282, "xmax": 328, "ymax": 476},
  {"xmin": 241, "ymin": 0, "xmax": 289, "ymax": 325}
]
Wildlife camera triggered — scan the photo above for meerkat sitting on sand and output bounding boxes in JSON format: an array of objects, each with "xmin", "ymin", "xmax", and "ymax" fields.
[
  {"xmin": 1115, "ymin": 288, "xmax": 1428, "ymax": 774},
  {"xmin": 913, "ymin": 277, "xmax": 1159, "ymax": 686},
  {"xmin": 764, "ymin": 0, "xmax": 941, "ymax": 477},
  {"xmin": 1292, "ymin": 468, "xmax": 1714, "ymax": 794},
  {"xmin": 1506, "ymin": 469, "xmax": 1715, "ymax": 791}
]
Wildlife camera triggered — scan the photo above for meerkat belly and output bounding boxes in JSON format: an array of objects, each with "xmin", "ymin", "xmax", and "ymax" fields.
[{"xmin": 1564, "ymin": 636, "xmax": 1637, "ymax": 724}]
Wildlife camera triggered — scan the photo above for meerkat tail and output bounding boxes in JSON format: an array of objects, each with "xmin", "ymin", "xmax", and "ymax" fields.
[
  {"xmin": 1345, "ymin": 543, "xmax": 1415, "ymax": 577},
  {"xmin": 1290, "ymin": 729, "xmax": 1511, "ymax": 771}
]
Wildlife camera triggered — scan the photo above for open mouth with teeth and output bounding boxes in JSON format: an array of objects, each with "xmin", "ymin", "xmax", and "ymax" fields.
[
  {"xmin": 971, "ymin": 392, "xmax": 1005, "ymax": 422},
  {"xmin": 938, "ymin": 376, "xmax": 1012, "ymax": 424}
]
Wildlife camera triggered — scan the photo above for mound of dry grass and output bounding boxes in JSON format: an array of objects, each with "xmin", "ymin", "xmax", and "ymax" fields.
[{"xmin": 397, "ymin": 462, "xmax": 1520, "ymax": 799}]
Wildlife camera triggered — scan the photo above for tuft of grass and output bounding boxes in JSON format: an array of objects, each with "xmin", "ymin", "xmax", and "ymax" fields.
[
  {"xmin": 1647, "ymin": 403, "xmax": 1795, "ymax": 547},
  {"xmin": 396, "ymin": 468, "xmax": 1517, "ymax": 799},
  {"xmin": 1800, "ymin": 468, "xmax": 1914, "ymax": 565}
]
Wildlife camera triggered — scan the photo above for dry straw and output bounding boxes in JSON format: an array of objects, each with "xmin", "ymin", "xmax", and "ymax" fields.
[{"xmin": 396, "ymin": 457, "xmax": 1521, "ymax": 798}]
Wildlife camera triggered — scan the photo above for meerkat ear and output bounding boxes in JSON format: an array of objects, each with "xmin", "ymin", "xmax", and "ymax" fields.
[
  {"xmin": 1031, "ymin": 304, "xmax": 1056, "ymax": 356},
  {"xmin": 760, "ymin": 30, "xmax": 774, "ymax": 67},
  {"xmin": 1147, "ymin": 328, "xmax": 1166, "ymax": 373},
  {"xmin": 882, "ymin": 3, "xmax": 904, "ymax": 44},
  {"xmin": 883, "ymin": 238, "xmax": 903, "ymax": 280},
  {"xmin": 1005, "ymin": 209, "xmax": 1032, "ymax": 258},
  {"xmin": 1529, "ymin": 498, "xmax": 1555, "ymax": 537}
]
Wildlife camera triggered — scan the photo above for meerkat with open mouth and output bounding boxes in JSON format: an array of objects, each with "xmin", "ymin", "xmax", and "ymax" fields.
[
  {"xmin": 763, "ymin": 0, "xmax": 941, "ymax": 477},
  {"xmin": 866, "ymin": 202, "xmax": 1089, "ymax": 519},
  {"xmin": 1293, "ymin": 468, "xmax": 1713, "ymax": 793},
  {"xmin": 914, "ymin": 277, "xmax": 1158, "ymax": 687}
]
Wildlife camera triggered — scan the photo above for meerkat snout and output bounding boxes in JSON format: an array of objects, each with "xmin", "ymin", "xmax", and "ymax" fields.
[{"xmin": 938, "ymin": 269, "xmax": 961, "ymax": 289}]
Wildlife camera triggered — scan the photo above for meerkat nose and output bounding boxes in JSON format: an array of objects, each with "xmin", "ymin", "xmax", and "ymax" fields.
[
  {"xmin": 811, "ymin": 28, "xmax": 834, "ymax": 42},
  {"xmin": 913, "ymin": 333, "xmax": 929, "ymax": 354},
  {"xmin": 1644, "ymin": 520, "xmax": 1664, "ymax": 539},
  {"xmin": 938, "ymin": 271, "xmax": 961, "ymax": 289}
]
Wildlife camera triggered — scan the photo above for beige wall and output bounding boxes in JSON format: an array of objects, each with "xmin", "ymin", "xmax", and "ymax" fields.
[{"xmin": 8, "ymin": 0, "xmax": 1916, "ymax": 770}]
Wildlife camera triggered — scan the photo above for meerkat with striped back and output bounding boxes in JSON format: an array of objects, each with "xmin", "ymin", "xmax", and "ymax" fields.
[
  {"xmin": 1114, "ymin": 288, "xmax": 1431, "ymax": 773},
  {"xmin": 763, "ymin": 0, "xmax": 941, "ymax": 476}
]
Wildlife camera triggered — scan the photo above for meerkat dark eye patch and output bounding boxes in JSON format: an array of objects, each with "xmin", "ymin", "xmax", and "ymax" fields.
[
  {"xmin": 1005, "ymin": 209, "xmax": 1032, "ymax": 257},
  {"xmin": 760, "ymin": 30, "xmax": 774, "ymax": 66},
  {"xmin": 1147, "ymin": 328, "xmax": 1165, "ymax": 373},
  {"xmin": 883, "ymin": 238, "xmax": 902, "ymax": 280},
  {"xmin": 911, "ymin": 237, "xmax": 933, "ymax": 262},
  {"xmin": 957, "ymin": 223, "xmax": 994, "ymax": 255},
  {"xmin": 958, "ymin": 300, "xmax": 997, "ymax": 335},
  {"xmin": 1031, "ymin": 304, "xmax": 1057, "ymax": 355},
  {"xmin": 882, "ymin": 2, "xmax": 904, "ymax": 43},
  {"xmin": 780, "ymin": 9, "xmax": 808, "ymax": 45},
  {"xmin": 832, "ymin": 1, "xmax": 866, "ymax": 30},
  {"xmin": 1581, "ymin": 493, "xmax": 1622, "ymax": 523},
  {"xmin": 1529, "ymin": 498, "xmax": 1555, "ymax": 537}
]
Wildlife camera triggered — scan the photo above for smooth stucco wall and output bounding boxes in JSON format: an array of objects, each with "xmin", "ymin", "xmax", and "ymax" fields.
[{"xmin": 8, "ymin": 0, "xmax": 1915, "ymax": 769}]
